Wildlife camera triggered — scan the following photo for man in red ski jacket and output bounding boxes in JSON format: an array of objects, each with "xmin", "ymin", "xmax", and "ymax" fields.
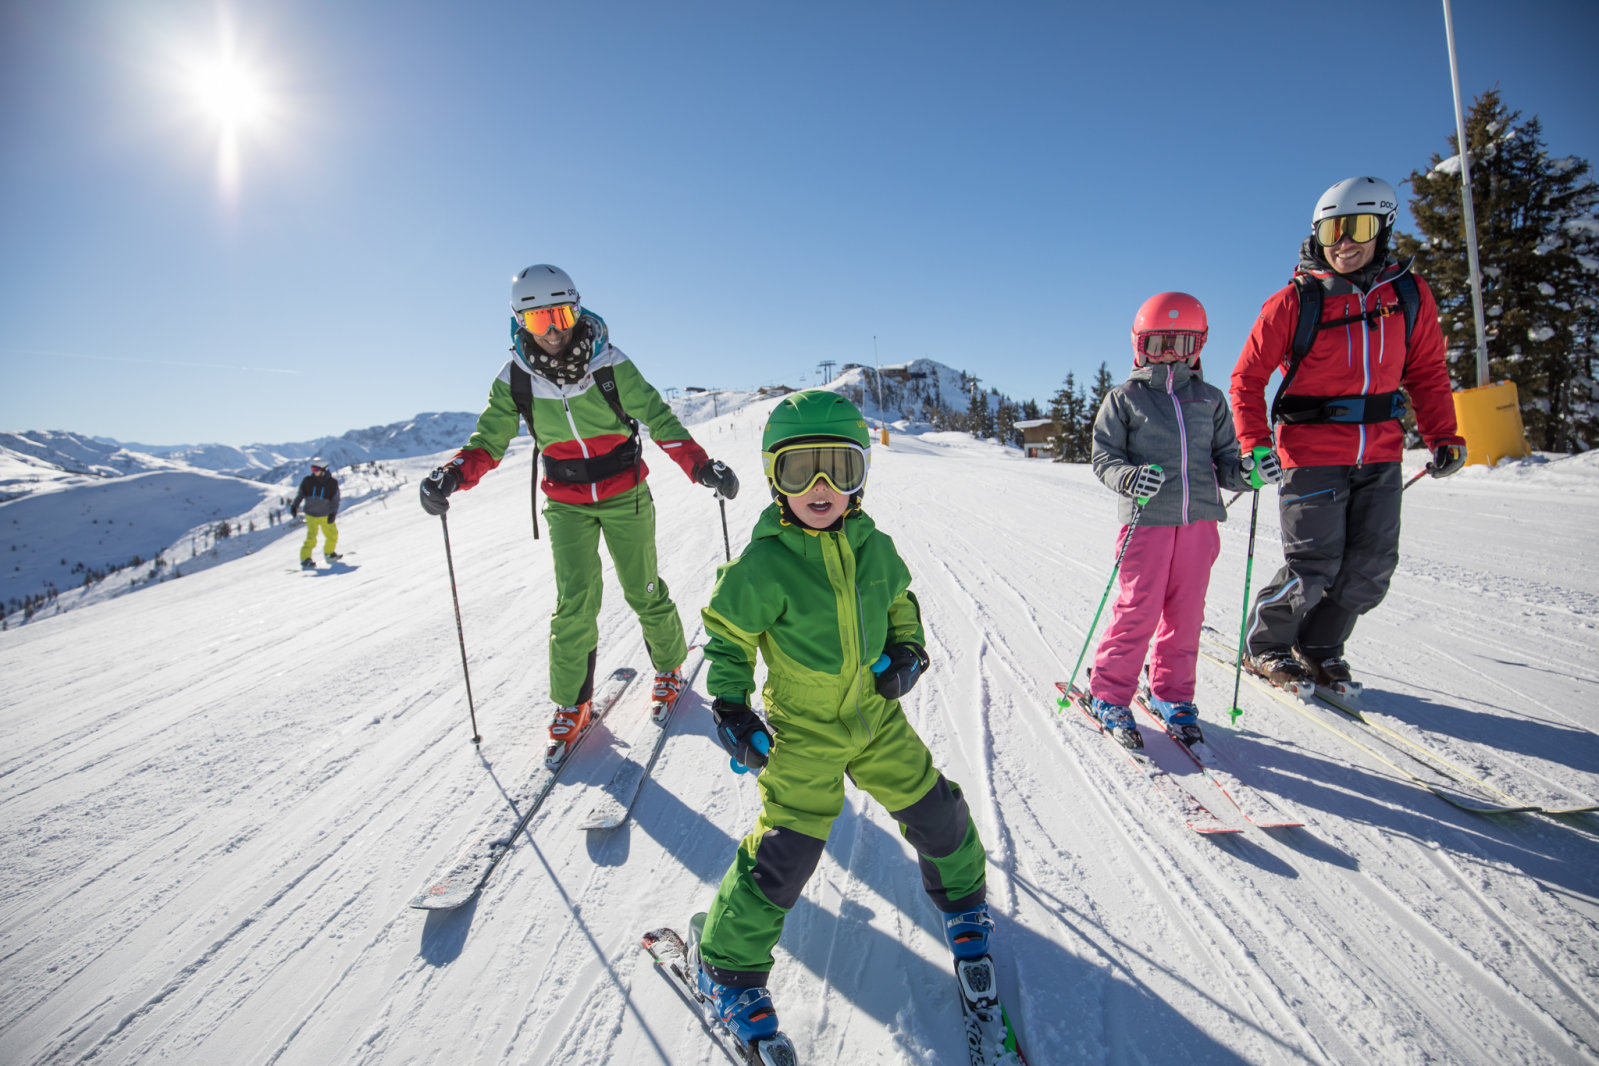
[{"xmin": 1230, "ymin": 176, "xmax": 1467, "ymax": 693}]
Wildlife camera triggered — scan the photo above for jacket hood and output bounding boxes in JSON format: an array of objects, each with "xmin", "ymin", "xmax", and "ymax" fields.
[
  {"xmin": 753, "ymin": 501, "xmax": 877, "ymax": 551},
  {"xmin": 1128, "ymin": 360, "xmax": 1202, "ymax": 390}
]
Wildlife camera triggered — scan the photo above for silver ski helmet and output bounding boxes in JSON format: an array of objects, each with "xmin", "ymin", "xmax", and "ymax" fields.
[
  {"xmin": 310, "ymin": 456, "xmax": 330, "ymax": 474},
  {"xmin": 511, "ymin": 264, "xmax": 579, "ymax": 317}
]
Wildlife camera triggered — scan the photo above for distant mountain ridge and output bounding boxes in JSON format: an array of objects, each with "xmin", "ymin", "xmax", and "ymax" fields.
[{"xmin": 1, "ymin": 358, "xmax": 1002, "ymax": 504}]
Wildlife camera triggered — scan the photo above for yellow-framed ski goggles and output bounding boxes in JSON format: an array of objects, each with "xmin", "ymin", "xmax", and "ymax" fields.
[
  {"xmin": 762, "ymin": 441, "xmax": 869, "ymax": 496},
  {"xmin": 1314, "ymin": 213, "xmax": 1382, "ymax": 247}
]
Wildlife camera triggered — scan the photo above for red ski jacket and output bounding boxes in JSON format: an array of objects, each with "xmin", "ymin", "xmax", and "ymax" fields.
[{"xmin": 1230, "ymin": 258, "xmax": 1464, "ymax": 468}]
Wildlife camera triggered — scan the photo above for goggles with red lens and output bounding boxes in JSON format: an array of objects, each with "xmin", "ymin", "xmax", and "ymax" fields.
[
  {"xmin": 1136, "ymin": 332, "xmax": 1202, "ymax": 363},
  {"xmin": 764, "ymin": 441, "xmax": 868, "ymax": 496},
  {"xmin": 1314, "ymin": 213, "xmax": 1382, "ymax": 247},
  {"xmin": 519, "ymin": 303, "xmax": 578, "ymax": 334}
]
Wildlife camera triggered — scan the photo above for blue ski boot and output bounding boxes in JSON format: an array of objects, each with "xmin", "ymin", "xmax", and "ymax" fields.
[
  {"xmin": 1090, "ymin": 697, "xmax": 1144, "ymax": 750},
  {"xmin": 696, "ymin": 963, "xmax": 780, "ymax": 1046},
  {"xmin": 941, "ymin": 902, "xmax": 995, "ymax": 959},
  {"xmin": 1147, "ymin": 696, "xmax": 1204, "ymax": 746}
]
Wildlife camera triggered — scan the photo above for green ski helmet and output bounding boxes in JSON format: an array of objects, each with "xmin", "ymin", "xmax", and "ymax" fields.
[{"xmin": 761, "ymin": 390, "xmax": 873, "ymax": 502}]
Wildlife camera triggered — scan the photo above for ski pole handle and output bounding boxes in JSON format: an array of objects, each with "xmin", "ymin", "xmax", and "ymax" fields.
[{"xmin": 730, "ymin": 731, "xmax": 771, "ymax": 775}]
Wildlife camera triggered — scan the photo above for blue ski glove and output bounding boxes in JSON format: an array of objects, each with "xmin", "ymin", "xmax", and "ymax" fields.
[
  {"xmin": 1240, "ymin": 445, "xmax": 1283, "ymax": 489},
  {"xmin": 712, "ymin": 697, "xmax": 771, "ymax": 772},
  {"xmin": 419, "ymin": 465, "xmax": 463, "ymax": 515},
  {"xmin": 695, "ymin": 459, "xmax": 739, "ymax": 499},
  {"xmin": 872, "ymin": 642, "xmax": 929, "ymax": 700},
  {"xmin": 1428, "ymin": 441, "xmax": 1466, "ymax": 479}
]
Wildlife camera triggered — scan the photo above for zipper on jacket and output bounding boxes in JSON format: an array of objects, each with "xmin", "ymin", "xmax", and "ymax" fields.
[
  {"xmin": 1164, "ymin": 372, "xmax": 1191, "ymax": 525},
  {"xmin": 561, "ymin": 395, "xmax": 600, "ymax": 503}
]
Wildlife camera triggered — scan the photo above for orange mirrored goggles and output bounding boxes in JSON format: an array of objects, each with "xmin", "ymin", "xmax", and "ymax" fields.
[
  {"xmin": 1314, "ymin": 213, "xmax": 1382, "ymax": 247},
  {"xmin": 520, "ymin": 303, "xmax": 578, "ymax": 333}
]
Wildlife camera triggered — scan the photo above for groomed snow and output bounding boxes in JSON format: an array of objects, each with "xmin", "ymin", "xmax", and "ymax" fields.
[{"xmin": 2, "ymin": 396, "xmax": 1597, "ymax": 1065}]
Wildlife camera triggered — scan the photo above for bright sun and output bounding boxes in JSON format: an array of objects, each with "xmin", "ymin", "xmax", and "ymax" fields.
[{"xmin": 192, "ymin": 58, "xmax": 267, "ymax": 131}]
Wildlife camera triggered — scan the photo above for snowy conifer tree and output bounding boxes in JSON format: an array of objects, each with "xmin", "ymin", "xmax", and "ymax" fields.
[{"xmin": 1395, "ymin": 89, "xmax": 1599, "ymax": 452}]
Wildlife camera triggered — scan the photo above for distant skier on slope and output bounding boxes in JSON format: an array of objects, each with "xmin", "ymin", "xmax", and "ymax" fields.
[
  {"xmin": 690, "ymin": 390, "xmax": 992, "ymax": 1048},
  {"xmin": 416, "ymin": 264, "xmax": 739, "ymax": 757},
  {"xmin": 1230, "ymin": 177, "xmax": 1466, "ymax": 694},
  {"xmin": 289, "ymin": 458, "xmax": 342, "ymax": 569},
  {"xmin": 1087, "ymin": 292, "xmax": 1258, "ymax": 746}
]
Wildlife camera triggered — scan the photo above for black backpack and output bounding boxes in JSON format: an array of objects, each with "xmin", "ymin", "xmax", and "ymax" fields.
[{"xmin": 1271, "ymin": 266, "xmax": 1421, "ymax": 427}]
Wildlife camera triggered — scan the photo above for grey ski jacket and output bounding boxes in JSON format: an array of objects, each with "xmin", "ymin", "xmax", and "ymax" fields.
[{"xmin": 1091, "ymin": 362, "xmax": 1252, "ymax": 527}]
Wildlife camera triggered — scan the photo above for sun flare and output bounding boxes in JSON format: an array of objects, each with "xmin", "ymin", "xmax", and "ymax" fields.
[{"xmin": 192, "ymin": 59, "xmax": 267, "ymax": 130}]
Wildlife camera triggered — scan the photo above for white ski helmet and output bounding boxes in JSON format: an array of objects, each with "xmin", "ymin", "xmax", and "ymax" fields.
[
  {"xmin": 510, "ymin": 264, "xmax": 579, "ymax": 315},
  {"xmin": 1312, "ymin": 176, "xmax": 1399, "ymax": 233}
]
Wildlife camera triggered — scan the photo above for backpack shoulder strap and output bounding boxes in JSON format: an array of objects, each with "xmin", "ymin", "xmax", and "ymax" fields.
[
  {"xmin": 1392, "ymin": 270, "xmax": 1420, "ymax": 346},
  {"xmin": 1272, "ymin": 275, "xmax": 1323, "ymax": 426},
  {"xmin": 508, "ymin": 361, "xmax": 536, "ymax": 431},
  {"xmin": 590, "ymin": 364, "xmax": 637, "ymax": 433}
]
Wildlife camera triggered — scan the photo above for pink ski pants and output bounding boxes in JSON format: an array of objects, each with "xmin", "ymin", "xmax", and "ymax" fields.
[{"xmin": 1090, "ymin": 520, "xmax": 1221, "ymax": 707}]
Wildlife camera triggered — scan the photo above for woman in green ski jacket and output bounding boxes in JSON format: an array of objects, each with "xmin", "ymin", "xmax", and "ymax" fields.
[
  {"xmin": 686, "ymin": 390, "xmax": 993, "ymax": 1049},
  {"xmin": 418, "ymin": 265, "xmax": 739, "ymax": 759}
]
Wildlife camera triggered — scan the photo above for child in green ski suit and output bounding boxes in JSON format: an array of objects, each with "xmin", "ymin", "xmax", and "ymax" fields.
[{"xmin": 690, "ymin": 390, "xmax": 991, "ymax": 1047}]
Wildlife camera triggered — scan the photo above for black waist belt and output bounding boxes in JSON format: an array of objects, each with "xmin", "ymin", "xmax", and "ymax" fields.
[
  {"xmin": 542, "ymin": 435, "xmax": 642, "ymax": 484},
  {"xmin": 1276, "ymin": 390, "xmax": 1408, "ymax": 425}
]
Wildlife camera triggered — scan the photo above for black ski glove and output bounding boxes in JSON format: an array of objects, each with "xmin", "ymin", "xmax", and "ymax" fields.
[
  {"xmin": 695, "ymin": 459, "xmax": 739, "ymax": 499},
  {"xmin": 874, "ymin": 642, "xmax": 930, "ymax": 700},
  {"xmin": 712, "ymin": 697, "xmax": 771, "ymax": 770},
  {"xmin": 419, "ymin": 465, "xmax": 463, "ymax": 515},
  {"xmin": 1428, "ymin": 442, "xmax": 1466, "ymax": 479}
]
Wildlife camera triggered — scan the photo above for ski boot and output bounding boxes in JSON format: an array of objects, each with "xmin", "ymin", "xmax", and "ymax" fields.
[
  {"xmin": 324, "ymin": 551, "xmax": 343, "ymax": 563},
  {"xmin": 1090, "ymin": 697, "xmax": 1144, "ymax": 750},
  {"xmin": 1245, "ymin": 649, "xmax": 1313, "ymax": 698},
  {"xmin": 687, "ymin": 914, "xmax": 796, "ymax": 1065},
  {"xmin": 545, "ymin": 701, "xmax": 593, "ymax": 767},
  {"xmin": 300, "ymin": 557, "xmax": 316, "ymax": 570},
  {"xmin": 1297, "ymin": 650, "xmax": 1362, "ymax": 699},
  {"xmin": 1147, "ymin": 696, "xmax": 1205, "ymax": 746},
  {"xmin": 650, "ymin": 666, "xmax": 686, "ymax": 724},
  {"xmin": 943, "ymin": 902, "xmax": 1000, "ymax": 1012}
]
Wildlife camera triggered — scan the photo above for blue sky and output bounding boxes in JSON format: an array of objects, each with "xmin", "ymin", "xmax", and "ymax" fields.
[{"xmin": 3, "ymin": 0, "xmax": 1596, "ymax": 446}]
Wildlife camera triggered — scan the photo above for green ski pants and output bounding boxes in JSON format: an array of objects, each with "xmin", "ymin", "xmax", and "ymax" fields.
[
  {"xmin": 699, "ymin": 695, "xmax": 987, "ymax": 984},
  {"xmin": 544, "ymin": 484, "xmax": 688, "ymax": 705}
]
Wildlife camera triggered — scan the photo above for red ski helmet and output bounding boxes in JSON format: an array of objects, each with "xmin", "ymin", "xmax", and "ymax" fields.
[{"xmin": 1131, "ymin": 292, "xmax": 1208, "ymax": 368}]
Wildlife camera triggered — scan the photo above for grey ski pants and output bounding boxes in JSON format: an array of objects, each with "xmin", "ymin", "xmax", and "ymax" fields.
[{"xmin": 1245, "ymin": 462, "xmax": 1403, "ymax": 659}]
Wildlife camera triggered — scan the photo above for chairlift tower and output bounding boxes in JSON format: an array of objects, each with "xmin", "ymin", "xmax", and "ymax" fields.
[{"xmin": 817, "ymin": 360, "xmax": 836, "ymax": 383}]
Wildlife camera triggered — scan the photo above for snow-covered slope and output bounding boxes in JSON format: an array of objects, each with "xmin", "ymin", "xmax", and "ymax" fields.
[{"xmin": 1, "ymin": 398, "xmax": 1596, "ymax": 1066}]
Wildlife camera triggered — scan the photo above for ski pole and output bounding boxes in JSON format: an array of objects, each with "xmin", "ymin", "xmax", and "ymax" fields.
[
  {"xmin": 1400, "ymin": 467, "xmax": 1430, "ymax": 493},
  {"xmin": 716, "ymin": 493, "xmax": 731, "ymax": 562},
  {"xmin": 438, "ymin": 513, "xmax": 482, "ymax": 745},
  {"xmin": 1227, "ymin": 490, "xmax": 1262, "ymax": 724},
  {"xmin": 1062, "ymin": 466, "xmax": 1159, "ymax": 705}
]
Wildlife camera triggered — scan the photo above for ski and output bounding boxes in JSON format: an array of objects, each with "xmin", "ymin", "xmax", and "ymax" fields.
[
  {"xmin": 640, "ymin": 917, "xmax": 799, "ymax": 1066},
  {"xmin": 1130, "ymin": 687, "xmax": 1304, "ymax": 829},
  {"xmin": 1196, "ymin": 646, "xmax": 1537, "ymax": 814},
  {"xmin": 581, "ymin": 645, "xmax": 707, "ymax": 831},
  {"xmin": 1055, "ymin": 683, "xmax": 1239, "ymax": 835},
  {"xmin": 409, "ymin": 666, "xmax": 639, "ymax": 910},
  {"xmin": 952, "ymin": 953, "xmax": 1029, "ymax": 1066}
]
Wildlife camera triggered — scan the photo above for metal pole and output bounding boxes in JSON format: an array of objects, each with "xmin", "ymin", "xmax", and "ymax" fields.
[
  {"xmin": 1227, "ymin": 491, "xmax": 1262, "ymax": 724},
  {"xmin": 439, "ymin": 514, "xmax": 482, "ymax": 745},
  {"xmin": 1443, "ymin": 0, "xmax": 1491, "ymax": 388},
  {"xmin": 717, "ymin": 495, "xmax": 732, "ymax": 562}
]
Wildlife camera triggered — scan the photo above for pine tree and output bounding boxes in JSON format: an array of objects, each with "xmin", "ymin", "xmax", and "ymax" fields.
[
  {"xmin": 1048, "ymin": 373, "xmax": 1089, "ymax": 461},
  {"xmin": 1395, "ymin": 89, "xmax": 1599, "ymax": 452}
]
